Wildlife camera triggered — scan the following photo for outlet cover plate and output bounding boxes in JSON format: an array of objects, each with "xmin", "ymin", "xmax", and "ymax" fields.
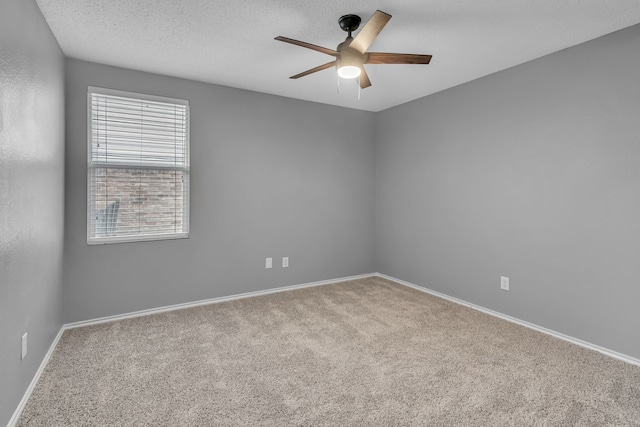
[
  {"xmin": 21, "ymin": 333, "xmax": 28, "ymax": 360},
  {"xmin": 500, "ymin": 276, "xmax": 510, "ymax": 291}
]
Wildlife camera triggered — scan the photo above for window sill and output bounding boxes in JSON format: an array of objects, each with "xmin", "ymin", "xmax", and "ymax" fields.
[{"xmin": 87, "ymin": 233, "xmax": 189, "ymax": 245}]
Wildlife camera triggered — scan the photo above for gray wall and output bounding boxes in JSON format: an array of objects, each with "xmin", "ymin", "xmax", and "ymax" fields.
[
  {"xmin": 63, "ymin": 59, "xmax": 376, "ymax": 323},
  {"xmin": 375, "ymin": 24, "xmax": 640, "ymax": 359},
  {"xmin": 0, "ymin": 0, "xmax": 65, "ymax": 424}
]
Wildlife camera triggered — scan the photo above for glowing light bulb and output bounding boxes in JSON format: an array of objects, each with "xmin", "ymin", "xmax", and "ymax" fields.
[{"xmin": 337, "ymin": 65, "xmax": 361, "ymax": 79}]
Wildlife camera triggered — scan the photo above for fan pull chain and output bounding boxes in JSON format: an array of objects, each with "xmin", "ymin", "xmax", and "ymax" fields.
[
  {"xmin": 358, "ymin": 79, "xmax": 361, "ymax": 100},
  {"xmin": 337, "ymin": 75, "xmax": 341, "ymax": 93}
]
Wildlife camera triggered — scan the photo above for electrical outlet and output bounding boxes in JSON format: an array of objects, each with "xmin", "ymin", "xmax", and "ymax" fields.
[
  {"xmin": 21, "ymin": 333, "xmax": 28, "ymax": 360},
  {"xmin": 265, "ymin": 257, "xmax": 272, "ymax": 269},
  {"xmin": 500, "ymin": 276, "xmax": 510, "ymax": 291},
  {"xmin": 282, "ymin": 257, "xmax": 289, "ymax": 268}
]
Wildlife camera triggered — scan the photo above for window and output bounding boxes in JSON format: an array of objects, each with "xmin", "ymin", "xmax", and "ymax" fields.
[{"xmin": 87, "ymin": 87, "xmax": 189, "ymax": 244}]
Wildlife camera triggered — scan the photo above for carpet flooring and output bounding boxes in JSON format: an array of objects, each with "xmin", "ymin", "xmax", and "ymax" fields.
[{"xmin": 17, "ymin": 277, "xmax": 640, "ymax": 426}]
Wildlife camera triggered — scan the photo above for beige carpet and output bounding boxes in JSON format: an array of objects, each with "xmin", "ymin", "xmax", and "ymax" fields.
[{"xmin": 17, "ymin": 277, "xmax": 640, "ymax": 426}]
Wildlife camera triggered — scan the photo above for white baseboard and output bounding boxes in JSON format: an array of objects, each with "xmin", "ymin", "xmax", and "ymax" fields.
[
  {"xmin": 64, "ymin": 273, "xmax": 377, "ymax": 330},
  {"xmin": 7, "ymin": 327, "xmax": 65, "ymax": 427},
  {"xmin": 375, "ymin": 272, "xmax": 640, "ymax": 367}
]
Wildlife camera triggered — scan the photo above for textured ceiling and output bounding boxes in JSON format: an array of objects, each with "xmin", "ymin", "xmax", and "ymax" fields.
[{"xmin": 35, "ymin": 0, "xmax": 640, "ymax": 112}]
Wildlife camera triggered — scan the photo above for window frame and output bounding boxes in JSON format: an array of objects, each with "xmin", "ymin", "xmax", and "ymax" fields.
[{"xmin": 86, "ymin": 86, "xmax": 190, "ymax": 245}]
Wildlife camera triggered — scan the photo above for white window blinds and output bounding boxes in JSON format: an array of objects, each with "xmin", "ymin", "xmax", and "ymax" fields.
[{"xmin": 87, "ymin": 87, "xmax": 190, "ymax": 244}]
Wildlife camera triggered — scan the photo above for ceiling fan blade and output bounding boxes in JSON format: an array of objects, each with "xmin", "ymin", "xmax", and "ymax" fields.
[
  {"xmin": 290, "ymin": 61, "xmax": 336, "ymax": 79},
  {"xmin": 367, "ymin": 52, "xmax": 432, "ymax": 64},
  {"xmin": 349, "ymin": 10, "xmax": 392, "ymax": 54},
  {"xmin": 275, "ymin": 36, "xmax": 338, "ymax": 57},
  {"xmin": 359, "ymin": 67, "xmax": 372, "ymax": 89}
]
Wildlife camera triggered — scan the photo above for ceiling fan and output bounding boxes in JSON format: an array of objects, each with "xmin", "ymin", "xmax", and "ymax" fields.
[{"xmin": 275, "ymin": 10, "xmax": 432, "ymax": 89}]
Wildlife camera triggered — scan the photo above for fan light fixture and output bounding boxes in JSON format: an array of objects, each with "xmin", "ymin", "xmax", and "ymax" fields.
[{"xmin": 336, "ymin": 34, "xmax": 362, "ymax": 79}]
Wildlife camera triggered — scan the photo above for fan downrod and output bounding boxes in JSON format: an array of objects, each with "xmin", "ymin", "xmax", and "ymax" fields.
[{"xmin": 338, "ymin": 14, "xmax": 361, "ymax": 37}]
